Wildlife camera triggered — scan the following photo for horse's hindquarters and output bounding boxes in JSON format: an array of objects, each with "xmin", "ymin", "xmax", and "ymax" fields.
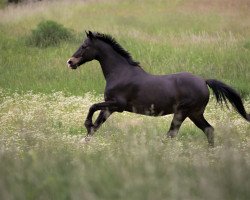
[{"xmin": 125, "ymin": 72, "xmax": 210, "ymax": 117}]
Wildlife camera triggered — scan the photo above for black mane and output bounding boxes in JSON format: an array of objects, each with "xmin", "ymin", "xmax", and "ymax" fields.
[{"xmin": 93, "ymin": 32, "xmax": 140, "ymax": 66}]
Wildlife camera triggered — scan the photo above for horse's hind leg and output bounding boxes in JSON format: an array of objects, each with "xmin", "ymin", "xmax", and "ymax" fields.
[
  {"xmin": 189, "ymin": 114, "xmax": 214, "ymax": 146},
  {"xmin": 167, "ymin": 112, "xmax": 187, "ymax": 138}
]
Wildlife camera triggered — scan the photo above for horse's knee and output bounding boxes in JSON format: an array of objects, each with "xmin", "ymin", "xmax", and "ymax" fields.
[{"xmin": 89, "ymin": 104, "xmax": 97, "ymax": 113}]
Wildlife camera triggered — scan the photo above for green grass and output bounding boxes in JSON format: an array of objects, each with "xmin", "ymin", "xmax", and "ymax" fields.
[
  {"xmin": 0, "ymin": 91, "xmax": 250, "ymax": 200},
  {"xmin": 0, "ymin": 0, "xmax": 250, "ymax": 199},
  {"xmin": 0, "ymin": 0, "xmax": 249, "ymax": 95}
]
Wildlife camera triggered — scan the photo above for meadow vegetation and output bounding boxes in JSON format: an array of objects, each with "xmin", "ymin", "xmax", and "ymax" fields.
[
  {"xmin": 0, "ymin": 0, "xmax": 250, "ymax": 199},
  {"xmin": 26, "ymin": 20, "xmax": 74, "ymax": 47},
  {"xmin": 0, "ymin": 90, "xmax": 250, "ymax": 199},
  {"xmin": 0, "ymin": 0, "xmax": 249, "ymax": 95}
]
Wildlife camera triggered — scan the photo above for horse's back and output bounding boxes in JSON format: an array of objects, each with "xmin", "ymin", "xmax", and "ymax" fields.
[
  {"xmin": 141, "ymin": 72, "xmax": 209, "ymax": 99},
  {"xmin": 172, "ymin": 72, "xmax": 209, "ymax": 97}
]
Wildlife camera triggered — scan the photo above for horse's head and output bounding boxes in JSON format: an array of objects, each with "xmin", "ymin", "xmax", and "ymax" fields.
[{"xmin": 67, "ymin": 31, "xmax": 98, "ymax": 69}]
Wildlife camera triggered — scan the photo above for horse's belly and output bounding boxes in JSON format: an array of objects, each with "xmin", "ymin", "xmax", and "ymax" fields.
[{"xmin": 125, "ymin": 101, "xmax": 174, "ymax": 116}]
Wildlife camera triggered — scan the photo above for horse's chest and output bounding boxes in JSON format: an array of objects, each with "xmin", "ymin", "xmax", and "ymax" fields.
[{"xmin": 105, "ymin": 83, "xmax": 139, "ymax": 100}]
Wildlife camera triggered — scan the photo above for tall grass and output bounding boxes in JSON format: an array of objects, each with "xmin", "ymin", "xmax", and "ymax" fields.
[
  {"xmin": 0, "ymin": 91, "xmax": 250, "ymax": 200},
  {"xmin": 0, "ymin": 0, "xmax": 250, "ymax": 199}
]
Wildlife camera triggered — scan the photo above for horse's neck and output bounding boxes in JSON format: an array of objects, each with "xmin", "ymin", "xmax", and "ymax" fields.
[{"xmin": 98, "ymin": 51, "xmax": 137, "ymax": 81}]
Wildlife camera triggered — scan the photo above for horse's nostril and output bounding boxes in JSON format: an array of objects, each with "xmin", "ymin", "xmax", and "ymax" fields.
[{"xmin": 68, "ymin": 60, "xmax": 73, "ymax": 65}]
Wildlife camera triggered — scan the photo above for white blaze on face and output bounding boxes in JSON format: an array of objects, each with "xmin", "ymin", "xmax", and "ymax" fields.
[
  {"xmin": 67, "ymin": 59, "xmax": 72, "ymax": 68},
  {"xmin": 67, "ymin": 57, "xmax": 82, "ymax": 67}
]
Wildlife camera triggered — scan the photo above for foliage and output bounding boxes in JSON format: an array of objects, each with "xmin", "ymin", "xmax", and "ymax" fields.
[
  {"xmin": 0, "ymin": 0, "xmax": 249, "ymax": 95},
  {"xmin": 0, "ymin": 0, "xmax": 6, "ymax": 8},
  {"xmin": 8, "ymin": 0, "xmax": 42, "ymax": 4},
  {"xmin": 0, "ymin": 0, "xmax": 41, "ymax": 6},
  {"xmin": 0, "ymin": 1, "xmax": 250, "ymax": 199},
  {"xmin": 8, "ymin": 0, "xmax": 22, "ymax": 3},
  {"xmin": 0, "ymin": 91, "xmax": 249, "ymax": 200},
  {"xmin": 26, "ymin": 20, "xmax": 74, "ymax": 47},
  {"xmin": 244, "ymin": 41, "xmax": 250, "ymax": 50}
]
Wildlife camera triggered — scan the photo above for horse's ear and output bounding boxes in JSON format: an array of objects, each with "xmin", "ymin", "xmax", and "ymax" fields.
[
  {"xmin": 88, "ymin": 31, "xmax": 94, "ymax": 39},
  {"xmin": 85, "ymin": 30, "xmax": 94, "ymax": 39}
]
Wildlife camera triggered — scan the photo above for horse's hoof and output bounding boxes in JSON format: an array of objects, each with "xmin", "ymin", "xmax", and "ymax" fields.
[
  {"xmin": 80, "ymin": 135, "xmax": 92, "ymax": 143},
  {"xmin": 208, "ymin": 142, "xmax": 215, "ymax": 148}
]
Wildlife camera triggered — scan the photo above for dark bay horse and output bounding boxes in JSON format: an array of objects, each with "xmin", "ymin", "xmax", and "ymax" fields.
[{"xmin": 67, "ymin": 31, "xmax": 250, "ymax": 146}]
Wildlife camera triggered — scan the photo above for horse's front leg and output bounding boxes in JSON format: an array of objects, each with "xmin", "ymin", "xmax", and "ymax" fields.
[
  {"xmin": 84, "ymin": 101, "xmax": 120, "ymax": 136},
  {"xmin": 93, "ymin": 110, "xmax": 113, "ymax": 131}
]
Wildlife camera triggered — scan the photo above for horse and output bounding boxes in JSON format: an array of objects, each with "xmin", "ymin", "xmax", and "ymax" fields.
[{"xmin": 67, "ymin": 31, "xmax": 250, "ymax": 146}]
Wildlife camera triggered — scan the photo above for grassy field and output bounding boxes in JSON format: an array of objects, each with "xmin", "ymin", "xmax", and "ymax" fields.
[
  {"xmin": 0, "ymin": 91, "xmax": 250, "ymax": 200},
  {"xmin": 0, "ymin": 0, "xmax": 250, "ymax": 199},
  {"xmin": 0, "ymin": 0, "xmax": 249, "ymax": 95}
]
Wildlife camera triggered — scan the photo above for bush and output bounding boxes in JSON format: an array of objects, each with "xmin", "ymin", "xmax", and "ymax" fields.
[
  {"xmin": 8, "ymin": 0, "xmax": 42, "ymax": 4},
  {"xmin": 8, "ymin": 0, "xmax": 22, "ymax": 3},
  {"xmin": 27, "ymin": 20, "xmax": 73, "ymax": 47},
  {"xmin": 0, "ymin": 0, "xmax": 7, "ymax": 8},
  {"xmin": 0, "ymin": 0, "xmax": 41, "ymax": 8}
]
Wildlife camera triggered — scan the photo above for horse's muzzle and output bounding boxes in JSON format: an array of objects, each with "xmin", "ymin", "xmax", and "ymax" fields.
[{"xmin": 67, "ymin": 58, "xmax": 79, "ymax": 69}]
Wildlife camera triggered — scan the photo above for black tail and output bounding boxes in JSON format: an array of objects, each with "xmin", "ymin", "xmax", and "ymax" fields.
[{"xmin": 206, "ymin": 79, "xmax": 250, "ymax": 122}]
